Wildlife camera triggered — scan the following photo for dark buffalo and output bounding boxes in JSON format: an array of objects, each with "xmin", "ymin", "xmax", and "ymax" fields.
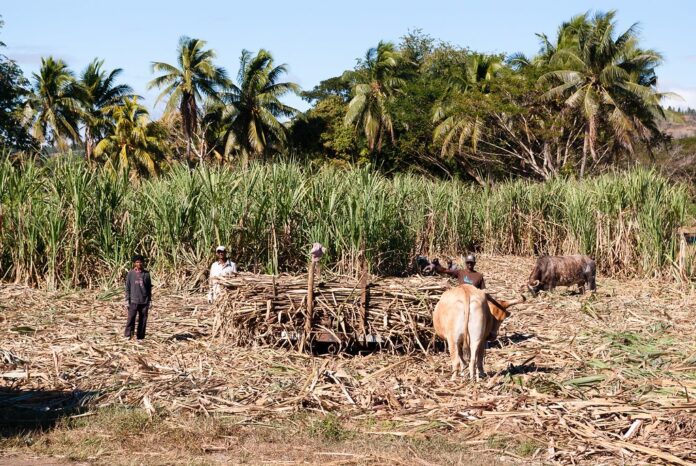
[{"xmin": 527, "ymin": 255, "xmax": 596, "ymax": 296}]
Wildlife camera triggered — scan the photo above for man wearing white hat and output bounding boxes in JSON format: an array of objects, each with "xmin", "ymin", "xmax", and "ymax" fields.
[{"xmin": 208, "ymin": 245, "xmax": 237, "ymax": 303}]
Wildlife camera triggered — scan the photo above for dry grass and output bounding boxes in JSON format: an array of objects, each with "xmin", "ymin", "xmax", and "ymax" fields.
[
  {"xmin": 2, "ymin": 255, "xmax": 696, "ymax": 465},
  {"xmin": 0, "ymin": 408, "xmax": 508, "ymax": 465}
]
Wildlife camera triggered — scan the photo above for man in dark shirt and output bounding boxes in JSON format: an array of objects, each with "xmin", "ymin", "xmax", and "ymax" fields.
[
  {"xmin": 124, "ymin": 254, "xmax": 152, "ymax": 340},
  {"xmin": 428, "ymin": 254, "xmax": 485, "ymax": 289},
  {"xmin": 426, "ymin": 254, "xmax": 506, "ymax": 341}
]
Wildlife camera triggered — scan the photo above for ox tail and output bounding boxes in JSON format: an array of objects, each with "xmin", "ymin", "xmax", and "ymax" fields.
[{"xmin": 463, "ymin": 288, "xmax": 471, "ymax": 350}]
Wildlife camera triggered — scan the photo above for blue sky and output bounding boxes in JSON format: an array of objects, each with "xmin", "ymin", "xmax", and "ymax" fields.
[{"xmin": 2, "ymin": 0, "xmax": 695, "ymax": 115}]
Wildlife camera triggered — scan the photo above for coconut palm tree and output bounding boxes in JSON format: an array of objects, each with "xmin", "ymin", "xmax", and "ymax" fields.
[
  {"xmin": 432, "ymin": 53, "xmax": 503, "ymax": 166},
  {"xmin": 344, "ymin": 41, "xmax": 404, "ymax": 153},
  {"xmin": 208, "ymin": 49, "xmax": 299, "ymax": 160},
  {"xmin": 75, "ymin": 58, "xmax": 134, "ymax": 162},
  {"xmin": 94, "ymin": 97, "xmax": 164, "ymax": 177},
  {"xmin": 26, "ymin": 56, "xmax": 80, "ymax": 150},
  {"xmin": 508, "ymin": 14, "xmax": 587, "ymax": 70},
  {"xmin": 540, "ymin": 11, "xmax": 666, "ymax": 176},
  {"xmin": 148, "ymin": 36, "xmax": 228, "ymax": 157}
]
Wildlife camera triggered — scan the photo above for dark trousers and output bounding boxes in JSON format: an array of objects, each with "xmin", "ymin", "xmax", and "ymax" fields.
[{"xmin": 124, "ymin": 303, "xmax": 149, "ymax": 339}]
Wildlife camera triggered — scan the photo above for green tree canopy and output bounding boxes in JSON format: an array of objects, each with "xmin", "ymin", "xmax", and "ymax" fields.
[
  {"xmin": 94, "ymin": 97, "xmax": 166, "ymax": 177},
  {"xmin": 149, "ymin": 36, "xmax": 228, "ymax": 157},
  {"xmin": 205, "ymin": 49, "xmax": 299, "ymax": 161},
  {"xmin": 344, "ymin": 41, "xmax": 405, "ymax": 154},
  {"xmin": 540, "ymin": 10, "xmax": 666, "ymax": 176},
  {"xmin": 0, "ymin": 16, "xmax": 35, "ymax": 150},
  {"xmin": 74, "ymin": 58, "xmax": 134, "ymax": 162},
  {"xmin": 26, "ymin": 56, "xmax": 81, "ymax": 150}
]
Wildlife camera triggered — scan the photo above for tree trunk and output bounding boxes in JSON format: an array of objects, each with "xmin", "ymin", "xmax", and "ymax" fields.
[
  {"xmin": 181, "ymin": 93, "xmax": 198, "ymax": 160},
  {"xmin": 85, "ymin": 127, "xmax": 93, "ymax": 164},
  {"xmin": 580, "ymin": 127, "xmax": 589, "ymax": 178},
  {"xmin": 588, "ymin": 116, "xmax": 598, "ymax": 162},
  {"xmin": 458, "ymin": 156, "xmax": 490, "ymax": 188},
  {"xmin": 198, "ymin": 139, "xmax": 205, "ymax": 166}
]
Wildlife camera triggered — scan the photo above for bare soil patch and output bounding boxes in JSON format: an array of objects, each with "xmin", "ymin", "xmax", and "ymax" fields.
[{"xmin": 662, "ymin": 114, "xmax": 696, "ymax": 139}]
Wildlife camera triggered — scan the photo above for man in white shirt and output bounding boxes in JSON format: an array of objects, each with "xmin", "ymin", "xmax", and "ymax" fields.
[{"xmin": 208, "ymin": 245, "xmax": 237, "ymax": 303}]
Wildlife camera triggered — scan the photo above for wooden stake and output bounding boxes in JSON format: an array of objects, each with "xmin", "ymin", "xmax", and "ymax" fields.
[
  {"xmin": 304, "ymin": 260, "xmax": 315, "ymax": 346},
  {"xmin": 677, "ymin": 227, "xmax": 695, "ymax": 282},
  {"xmin": 678, "ymin": 230, "xmax": 686, "ymax": 281},
  {"xmin": 359, "ymin": 252, "xmax": 368, "ymax": 338}
]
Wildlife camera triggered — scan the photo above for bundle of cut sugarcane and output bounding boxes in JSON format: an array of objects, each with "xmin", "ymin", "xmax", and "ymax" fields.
[{"xmin": 212, "ymin": 272, "xmax": 450, "ymax": 353}]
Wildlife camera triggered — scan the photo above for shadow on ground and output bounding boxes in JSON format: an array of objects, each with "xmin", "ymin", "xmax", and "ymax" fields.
[
  {"xmin": 168, "ymin": 330, "xmax": 208, "ymax": 341},
  {"xmin": 499, "ymin": 362, "xmax": 556, "ymax": 376},
  {"xmin": 488, "ymin": 332, "xmax": 534, "ymax": 349},
  {"xmin": 0, "ymin": 388, "xmax": 96, "ymax": 436}
]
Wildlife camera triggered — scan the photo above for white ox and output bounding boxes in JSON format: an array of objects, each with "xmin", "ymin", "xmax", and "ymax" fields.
[{"xmin": 433, "ymin": 285, "xmax": 524, "ymax": 380}]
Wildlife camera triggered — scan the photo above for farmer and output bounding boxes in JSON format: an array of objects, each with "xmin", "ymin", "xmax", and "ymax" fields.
[
  {"xmin": 427, "ymin": 254, "xmax": 485, "ymax": 289},
  {"xmin": 124, "ymin": 254, "xmax": 152, "ymax": 340},
  {"xmin": 208, "ymin": 245, "xmax": 237, "ymax": 303},
  {"xmin": 426, "ymin": 254, "xmax": 513, "ymax": 341}
]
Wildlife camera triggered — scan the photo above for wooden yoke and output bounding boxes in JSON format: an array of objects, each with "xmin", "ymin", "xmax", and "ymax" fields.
[{"xmin": 359, "ymin": 248, "xmax": 368, "ymax": 338}]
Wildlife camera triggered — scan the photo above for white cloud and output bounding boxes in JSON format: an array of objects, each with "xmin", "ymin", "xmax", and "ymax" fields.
[
  {"xmin": 661, "ymin": 87, "xmax": 696, "ymax": 110},
  {"xmin": 4, "ymin": 46, "xmax": 74, "ymax": 66},
  {"xmin": 5, "ymin": 50, "xmax": 44, "ymax": 65}
]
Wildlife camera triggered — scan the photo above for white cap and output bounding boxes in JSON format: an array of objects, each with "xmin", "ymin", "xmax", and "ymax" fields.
[{"xmin": 216, "ymin": 245, "xmax": 226, "ymax": 252}]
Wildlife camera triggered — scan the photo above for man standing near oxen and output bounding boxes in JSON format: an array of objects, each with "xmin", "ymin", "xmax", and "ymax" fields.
[
  {"xmin": 208, "ymin": 245, "xmax": 237, "ymax": 303},
  {"xmin": 124, "ymin": 254, "xmax": 152, "ymax": 340},
  {"xmin": 428, "ymin": 254, "xmax": 485, "ymax": 289},
  {"xmin": 426, "ymin": 254, "xmax": 514, "ymax": 341}
]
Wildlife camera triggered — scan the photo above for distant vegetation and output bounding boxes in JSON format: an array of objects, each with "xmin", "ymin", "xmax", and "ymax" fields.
[
  {"xmin": 667, "ymin": 106, "xmax": 696, "ymax": 116},
  {"xmin": 0, "ymin": 10, "xmax": 681, "ymax": 183}
]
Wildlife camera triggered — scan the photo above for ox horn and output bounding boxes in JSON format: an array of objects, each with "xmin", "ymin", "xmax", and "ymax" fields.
[
  {"xmin": 508, "ymin": 294, "xmax": 526, "ymax": 306},
  {"xmin": 503, "ymin": 294, "xmax": 527, "ymax": 308}
]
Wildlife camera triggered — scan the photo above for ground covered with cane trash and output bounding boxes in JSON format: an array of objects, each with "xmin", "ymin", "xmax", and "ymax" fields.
[{"xmin": 2, "ymin": 256, "xmax": 696, "ymax": 465}]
